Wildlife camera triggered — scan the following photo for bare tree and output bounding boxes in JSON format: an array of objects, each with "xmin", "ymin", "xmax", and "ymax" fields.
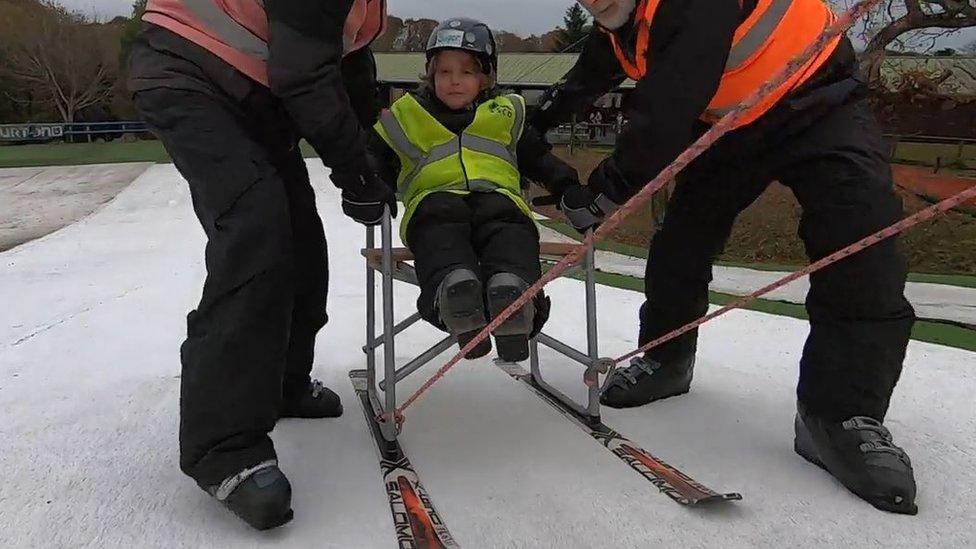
[
  {"xmin": 839, "ymin": 1, "xmax": 976, "ymax": 85},
  {"xmin": 0, "ymin": 1, "xmax": 119, "ymax": 123}
]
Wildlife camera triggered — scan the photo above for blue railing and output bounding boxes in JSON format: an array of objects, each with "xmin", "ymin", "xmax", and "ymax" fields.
[{"xmin": 63, "ymin": 121, "xmax": 150, "ymax": 137}]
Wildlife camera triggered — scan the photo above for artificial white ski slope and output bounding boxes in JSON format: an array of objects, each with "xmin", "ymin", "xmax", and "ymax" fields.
[{"xmin": 1, "ymin": 162, "xmax": 974, "ymax": 548}]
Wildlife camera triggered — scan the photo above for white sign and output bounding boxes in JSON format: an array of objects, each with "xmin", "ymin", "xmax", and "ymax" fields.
[{"xmin": 0, "ymin": 124, "xmax": 64, "ymax": 141}]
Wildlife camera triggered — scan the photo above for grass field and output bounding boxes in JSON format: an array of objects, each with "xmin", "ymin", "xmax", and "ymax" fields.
[
  {"xmin": 578, "ymin": 140, "xmax": 976, "ymax": 170},
  {"xmin": 892, "ymin": 141, "xmax": 976, "ymax": 171},
  {"xmin": 551, "ymin": 266, "xmax": 976, "ymax": 353},
  {"xmin": 539, "ymin": 218, "xmax": 976, "ymax": 289},
  {"xmin": 0, "ymin": 141, "xmax": 171, "ymax": 167},
  {"xmin": 0, "ymin": 140, "xmax": 326, "ymax": 168}
]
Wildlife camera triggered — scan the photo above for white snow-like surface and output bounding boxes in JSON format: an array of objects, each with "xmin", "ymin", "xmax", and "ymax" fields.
[
  {"xmin": 536, "ymin": 226, "xmax": 976, "ymax": 326},
  {"xmin": 2, "ymin": 162, "xmax": 975, "ymax": 548}
]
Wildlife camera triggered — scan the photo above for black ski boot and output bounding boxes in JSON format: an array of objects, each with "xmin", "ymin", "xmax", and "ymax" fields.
[
  {"xmin": 600, "ymin": 353, "xmax": 694, "ymax": 408},
  {"xmin": 486, "ymin": 273, "xmax": 535, "ymax": 362},
  {"xmin": 208, "ymin": 460, "xmax": 294, "ymax": 530},
  {"xmin": 281, "ymin": 379, "xmax": 343, "ymax": 419},
  {"xmin": 437, "ymin": 268, "xmax": 491, "ymax": 359},
  {"xmin": 794, "ymin": 403, "xmax": 917, "ymax": 515}
]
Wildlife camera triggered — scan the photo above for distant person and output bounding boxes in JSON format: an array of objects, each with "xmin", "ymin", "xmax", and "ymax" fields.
[
  {"xmin": 532, "ymin": 0, "xmax": 918, "ymax": 514},
  {"xmin": 369, "ymin": 18, "xmax": 577, "ymax": 361},
  {"xmin": 128, "ymin": 0, "xmax": 394, "ymax": 530}
]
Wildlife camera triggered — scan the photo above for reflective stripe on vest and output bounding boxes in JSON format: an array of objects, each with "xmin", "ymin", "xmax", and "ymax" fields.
[
  {"xmin": 373, "ymin": 93, "xmax": 530, "ymax": 237},
  {"xmin": 181, "ymin": 0, "xmax": 268, "ymax": 60},
  {"xmin": 145, "ymin": 0, "xmax": 385, "ymax": 84},
  {"xmin": 605, "ymin": 0, "xmax": 840, "ymax": 128}
]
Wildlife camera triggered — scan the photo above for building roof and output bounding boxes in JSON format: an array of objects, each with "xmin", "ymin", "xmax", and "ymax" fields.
[
  {"xmin": 374, "ymin": 52, "xmax": 635, "ymax": 90},
  {"xmin": 376, "ymin": 52, "xmax": 976, "ymax": 95}
]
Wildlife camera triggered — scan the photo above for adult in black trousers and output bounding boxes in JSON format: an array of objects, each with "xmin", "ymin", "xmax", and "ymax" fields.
[
  {"xmin": 128, "ymin": 0, "xmax": 395, "ymax": 530},
  {"xmin": 533, "ymin": 0, "xmax": 918, "ymax": 514}
]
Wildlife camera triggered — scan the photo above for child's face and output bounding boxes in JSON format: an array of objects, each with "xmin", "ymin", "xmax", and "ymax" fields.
[{"xmin": 433, "ymin": 50, "xmax": 488, "ymax": 110}]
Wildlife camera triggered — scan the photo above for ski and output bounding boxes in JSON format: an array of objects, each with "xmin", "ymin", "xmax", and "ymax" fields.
[
  {"xmin": 495, "ymin": 361, "xmax": 742, "ymax": 506},
  {"xmin": 350, "ymin": 370, "xmax": 460, "ymax": 548}
]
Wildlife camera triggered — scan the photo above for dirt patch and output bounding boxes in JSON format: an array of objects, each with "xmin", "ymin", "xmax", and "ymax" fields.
[
  {"xmin": 0, "ymin": 163, "xmax": 150, "ymax": 252},
  {"xmin": 869, "ymin": 93, "xmax": 976, "ymax": 139},
  {"xmin": 539, "ymin": 147, "xmax": 976, "ymax": 276}
]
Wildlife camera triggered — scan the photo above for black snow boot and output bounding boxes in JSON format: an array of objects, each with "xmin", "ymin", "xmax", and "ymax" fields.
[
  {"xmin": 794, "ymin": 403, "xmax": 918, "ymax": 515},
  {"xmin": 600, "ymin": 353, "xmax": 695, "ymax": 409},
  {"xmin": 486, "ymin": 272, "xmax": 535, "ymax": 363},
  {"xmin": 281, "ymin": 379, "xmax": 343, "ymax": 419},
  {"xmin": 437, "ymin": 268, "xmax": 491, "ymax": 359},
  {"xmin": 208, "ymin": 460, "xmax": 294, "ymax": 530}
]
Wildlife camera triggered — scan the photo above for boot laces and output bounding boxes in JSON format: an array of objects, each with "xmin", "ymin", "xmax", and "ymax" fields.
[
  {"xmin": 310, "ymin": 379, "xmax": 325, "ymax": 399},
  {"xmin": 608, "ymin": 356, "xmax": 661, "ymax": 389},
  {"xmin": 842, "ymin": 416, "xmax": 910, "ymax": 463}
]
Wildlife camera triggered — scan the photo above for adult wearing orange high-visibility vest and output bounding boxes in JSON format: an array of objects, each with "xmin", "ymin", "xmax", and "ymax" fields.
[
  {"xmin": 128, "ymin": 0, "xmax": 395, "ymax": 530},
  {"xmin": 532, "ymin": 0, "xmax": 918, "ymax": 514}
]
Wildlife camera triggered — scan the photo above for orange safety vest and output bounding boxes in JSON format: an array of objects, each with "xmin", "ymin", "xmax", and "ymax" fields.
[
  {"xmin": 144, "ymin": 0, "xmax": 386, "ymax": 86},
  {"xmin": 605, "ymin": 0, "xmax": 841, "ymax": 128}
]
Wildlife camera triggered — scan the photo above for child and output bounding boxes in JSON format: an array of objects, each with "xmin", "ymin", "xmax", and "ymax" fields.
[{"xmin": 369, "ymin": 17, "xmax": 579, "ymax": 362}]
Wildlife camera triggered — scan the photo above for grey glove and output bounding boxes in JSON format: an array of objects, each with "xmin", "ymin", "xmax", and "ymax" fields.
[{"xmin": 559, "ymin": 184, "xmax": 621, "ymax": 233}]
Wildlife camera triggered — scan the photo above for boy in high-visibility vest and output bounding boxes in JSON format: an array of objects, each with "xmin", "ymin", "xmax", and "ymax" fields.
[{"xmin": 370, "ymin": 18, "xmax": 579, "ymax": 362}]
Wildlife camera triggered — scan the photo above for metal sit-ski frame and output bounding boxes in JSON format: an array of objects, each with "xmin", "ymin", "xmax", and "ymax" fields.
[{"xmin": 357, "ymin": 210, "xmax": 605, "ymax": 455}]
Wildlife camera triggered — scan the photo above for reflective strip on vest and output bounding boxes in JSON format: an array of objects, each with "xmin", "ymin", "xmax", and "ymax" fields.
[
  {"xmin": 509, "ymin": 95, "xmax": 526, "ymax": 153},
  {"xmin": 724, "ymin": 0, "xmax": 793, "ymax": 70},
  {"xmin": 461, "ymin": 134, "xmax": 517, "ymax": 169},
  {"xmin": 181, "ymin": 0, "xmax": 269, "ymax": 60}
]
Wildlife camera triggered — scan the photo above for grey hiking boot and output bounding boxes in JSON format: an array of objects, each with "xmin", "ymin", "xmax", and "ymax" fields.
[
  {"xmin": 207, "ymin": 460, "xmax": 294, "ymax": 530},
  {"xmin": 281, "ymin": 379, "xmax": 343, "ymax": 419},
  {"xmin": 794, "ymin": 403, "xmax": 918, "ymax": 515},
  {"xmin": 437, "ymin": 268, "xmax": 491, "ymax": 359},
  {"xmin": 600, "ymin": 353, "xmax": 695, "ymax": 408},
  {"xmin": 486, "ymin": 272, "xmax": 535, "ymax": 362}
]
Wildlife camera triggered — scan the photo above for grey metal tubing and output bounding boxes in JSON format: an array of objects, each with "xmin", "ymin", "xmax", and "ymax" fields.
[
  {"xmin": 365, "ymin": 226, "xmax": 377, "ymax": 399},
  {"xmin": 528, "ymin": 337, "xmax": 589, "ymax": 417},
  {"xmin": 535, "ymin": 332, "xmax": 592, "ymax": 367},
  {"xmin": 584, "ymin": 238, "xmax": 601, "ymax": 418},
  {"xmin": 529, "ymin": 337, "xmax": 542, "ymax": 384},
  {"xmin": 378, "ymin": 335, "xmax": 456, "ymax": 392},
  {"xmin": 364, "ymin": 311, "xmax": 423, "ymax": 352},
  {"xmin": 380, "ymin": 209, "xmax": 398, "ymax": 441}
]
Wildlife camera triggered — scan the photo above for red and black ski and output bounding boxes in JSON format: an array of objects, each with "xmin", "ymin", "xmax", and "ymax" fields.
[
  {"xmin": 496, "ymin": 362, "xmax": 742, "ymax": 506},
  {"xmin": 350, "ymin": 370, "xmax": 459, "ymax": 548}
]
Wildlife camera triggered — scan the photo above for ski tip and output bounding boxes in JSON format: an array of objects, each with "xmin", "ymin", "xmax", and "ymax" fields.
[{"xmin": 693, "ymin": 492, "xmax": 743, "ymax": 505}]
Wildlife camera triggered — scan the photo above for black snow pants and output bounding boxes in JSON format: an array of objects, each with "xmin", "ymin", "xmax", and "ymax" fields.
[
  {"xmin": 640, "ymin": 82, "xmax": 916, "ymax": 422},
  {"xmin": 406, "ymin": 192, "xmax": 543, "ymax": 329},
  {"xmin": 129, "ymin": 29, "xmax": 329, "ymax": 487}
]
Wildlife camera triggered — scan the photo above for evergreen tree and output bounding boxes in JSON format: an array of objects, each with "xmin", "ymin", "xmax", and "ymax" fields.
[{"xmin": 553, "ymin": 4, "xmax": 590, "ymax": 53}]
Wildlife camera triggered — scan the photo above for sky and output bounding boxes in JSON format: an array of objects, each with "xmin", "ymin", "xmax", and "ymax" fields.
[{"xmin": 56, "ymin": 0, "xmax": 975, "ymax": 48}]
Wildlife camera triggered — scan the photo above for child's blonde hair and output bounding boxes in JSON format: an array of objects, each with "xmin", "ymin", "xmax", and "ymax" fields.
[{"xmin": 420, "ymin": 50, "xmax": 497, "ymax": 93}]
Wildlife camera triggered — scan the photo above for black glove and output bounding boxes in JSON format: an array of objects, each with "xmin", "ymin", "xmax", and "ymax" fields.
[
  {"xmin": 331, "ymin": 157, "xmax": 397, "ymax": 226},
  {"xmin": 587, "ymin": 155, "xmax": 633, "ymax": 206}
]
